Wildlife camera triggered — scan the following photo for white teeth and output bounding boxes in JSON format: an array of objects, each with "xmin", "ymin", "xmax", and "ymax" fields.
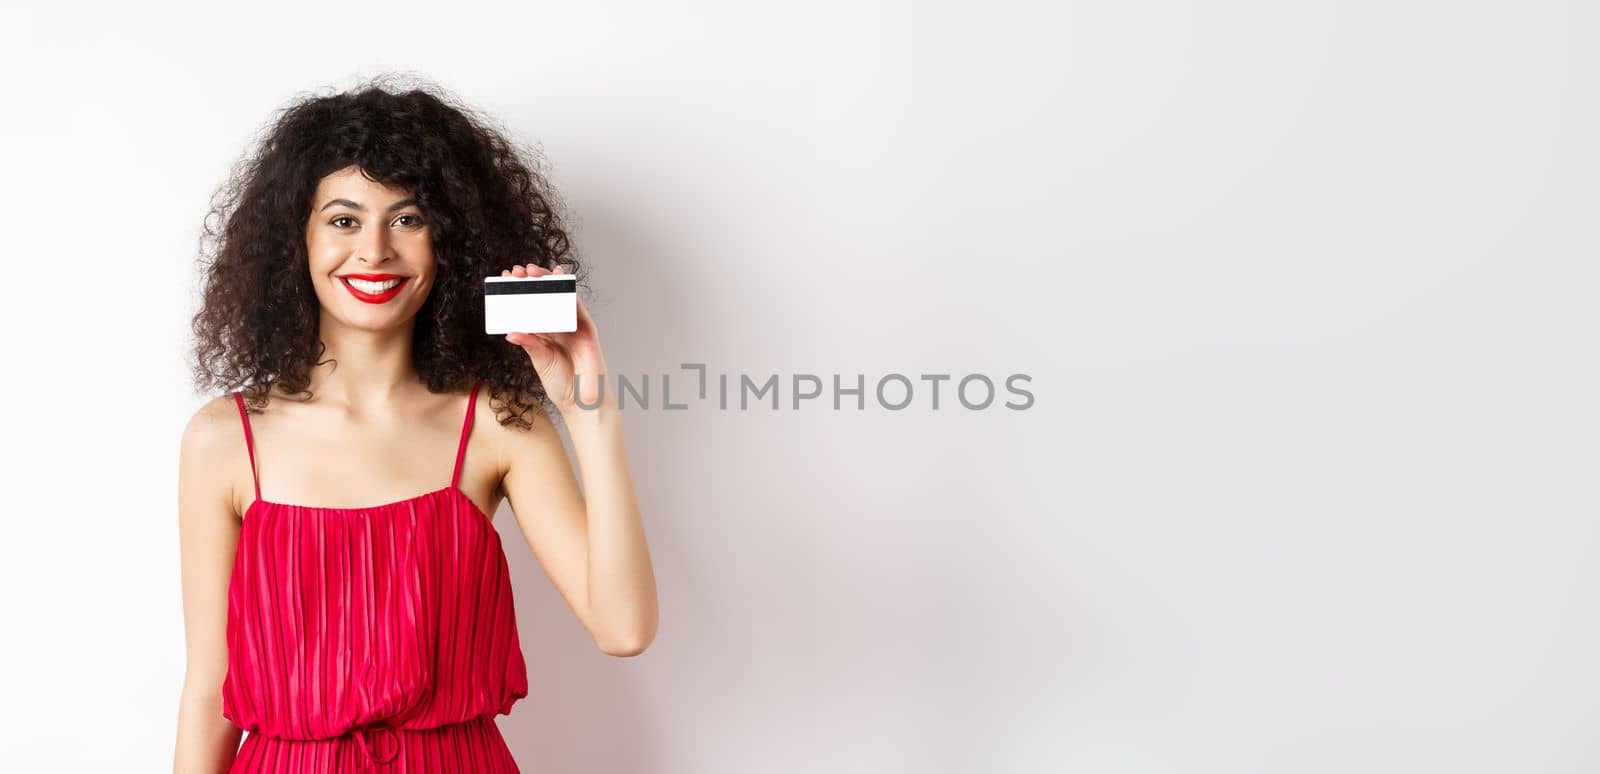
[{"xmin": 345, "ymin": 277, "xmax": 403, "ymax": 293}]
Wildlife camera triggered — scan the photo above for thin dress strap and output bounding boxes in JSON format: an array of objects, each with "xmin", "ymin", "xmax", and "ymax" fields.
[
  {"xmin": 233, "ymin": 391, "xmax": 261, "ymax": 502},
  {"xmin": 451, "ymin": 379, "xmax": 484, "ymax": 489}
]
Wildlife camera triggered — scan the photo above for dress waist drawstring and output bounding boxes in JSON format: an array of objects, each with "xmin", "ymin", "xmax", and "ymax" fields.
[{"xmin": 352, "ymin": 723, "xmax": 401, "ymax": 768}]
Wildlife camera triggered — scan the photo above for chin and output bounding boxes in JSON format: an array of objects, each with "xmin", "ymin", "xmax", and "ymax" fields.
[
  {"xmin": 316, "ymin": 297, "xmax": 419, "ymax": 332},
  {"xmin": 344, "ymin": 316, "xmax": 415, "ymax": 333}
]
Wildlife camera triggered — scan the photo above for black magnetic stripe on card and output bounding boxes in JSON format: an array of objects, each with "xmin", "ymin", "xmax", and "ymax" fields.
[{"xmin": 484, "ymin": 279, "xmax": 577, "ymax": 295}]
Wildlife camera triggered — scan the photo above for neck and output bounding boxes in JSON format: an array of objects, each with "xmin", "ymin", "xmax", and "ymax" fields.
[{"xmin": 304, "ymin": 311, "xmax": 422, "ymax": 406}]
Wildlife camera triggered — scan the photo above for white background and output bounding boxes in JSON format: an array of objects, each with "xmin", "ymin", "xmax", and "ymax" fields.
[{"xmin": 1, "ymin": 1, "xmax": 1595, "ymax": 772}]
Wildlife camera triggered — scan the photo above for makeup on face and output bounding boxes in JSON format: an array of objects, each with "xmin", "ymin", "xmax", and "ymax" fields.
[
  {"xmin": 338, "ymin": 272, "xmax": 414, "ymax": 304},
  {"xmin": 308, "ymin": 168, "xmax": 434, "ymax": 312}
]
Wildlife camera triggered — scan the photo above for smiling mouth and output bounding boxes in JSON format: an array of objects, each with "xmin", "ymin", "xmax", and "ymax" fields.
[{"xmin": 339, "ymin": 276, "xmax": 411, "ymax": 302}]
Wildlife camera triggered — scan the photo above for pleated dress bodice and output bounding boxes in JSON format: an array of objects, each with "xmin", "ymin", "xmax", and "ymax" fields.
[{"xmin": 220, "ymin": 380, "xmax": 529, "ymax": 745}]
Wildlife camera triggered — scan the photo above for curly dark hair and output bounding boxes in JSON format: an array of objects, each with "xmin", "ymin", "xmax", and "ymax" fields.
[{"xmin": 188, "ymin": 73, "xmax": 585, "ymax": 429}]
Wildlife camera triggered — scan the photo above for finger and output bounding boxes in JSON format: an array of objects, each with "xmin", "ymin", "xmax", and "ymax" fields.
[
  {"xmin": 507, "ymin": 332, "xmax": 552, "ymax": 356},
  {"xmin": 511, "ymin": 264, "xmax": 527, "ymax": 277},
  {"xmin": 514, "ymin": 334, "xmax": 565, "ymax": 379},
  {"xmin": 501, "ymin": 268, "xmax": 511, "ymax": 276}
]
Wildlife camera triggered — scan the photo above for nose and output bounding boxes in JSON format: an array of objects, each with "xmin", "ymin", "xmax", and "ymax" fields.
[{"xmin": 358, "ymin": 226, "xmax": 395, "ymax": 266}]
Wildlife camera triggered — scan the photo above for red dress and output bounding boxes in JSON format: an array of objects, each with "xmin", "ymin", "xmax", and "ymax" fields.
[{"xmin": 222, "ymin": 379, "xmax": 528, "ymax": 771}]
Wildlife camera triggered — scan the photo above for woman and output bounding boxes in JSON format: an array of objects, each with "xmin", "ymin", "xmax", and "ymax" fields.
[{"xmin": 172, "ymin": 78, "xmax": 658, "ymax": 773}]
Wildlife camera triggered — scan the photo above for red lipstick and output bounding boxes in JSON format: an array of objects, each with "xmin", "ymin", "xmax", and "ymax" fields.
[{"xmin": 338, "ymin": 273, "xmax": 411, "ymax": 304}]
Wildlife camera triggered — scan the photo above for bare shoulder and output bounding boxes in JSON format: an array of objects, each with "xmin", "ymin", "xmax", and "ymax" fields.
[
  {"xmin": 474, "ymin": 387, "xmax": 562, "ymax": 439},
  {"xmin": 180, "ymin": 393, "xmax": 247, "ymax": 518},
  {"xmin": 473, "ymin": 388, "xmax": 567, "ymax": 479},
  {"xmin": 183, "ymin": 394, "xmax": 243, "ymax": 450}
]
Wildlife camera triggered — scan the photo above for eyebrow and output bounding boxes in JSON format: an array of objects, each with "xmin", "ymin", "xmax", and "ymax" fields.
[{"xmin": 318, "ymin": 197, "xmax": 419, "ymax": 213}]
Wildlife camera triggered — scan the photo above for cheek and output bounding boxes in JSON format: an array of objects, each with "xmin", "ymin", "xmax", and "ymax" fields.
[
  {"xmin": 415, "ymin": 253, "xmax": 439, "ymax": 282},
  {"xmin": 305, "ymin": 232, "xmax": 340, "ymax": 272}
]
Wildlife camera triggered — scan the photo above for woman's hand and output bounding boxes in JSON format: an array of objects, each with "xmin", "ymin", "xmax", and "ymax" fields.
[{"xmin": 501, "ymin": 263, "xmax": 608, "ymax": 416}]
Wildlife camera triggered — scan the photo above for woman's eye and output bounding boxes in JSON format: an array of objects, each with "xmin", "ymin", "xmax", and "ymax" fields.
[
  {"xmin": 331, "ymin": 216, "xmax": 356, "ymax": 228},
  {"xmin": 395, "ymin": 214, "xmax": 426, "ymax": 228}
]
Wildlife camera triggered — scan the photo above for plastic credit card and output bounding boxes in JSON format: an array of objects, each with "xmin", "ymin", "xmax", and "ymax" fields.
[{"xmin": 484, "ymin": 274, "xmax": 577, "ymax": 334}]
